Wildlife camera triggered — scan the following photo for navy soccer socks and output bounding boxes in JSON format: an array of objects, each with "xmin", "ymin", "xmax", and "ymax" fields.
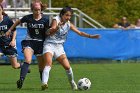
[
  {"xmin": 39, "ymin": 70, "xmax": 43, "ymax": 81},
  {"xmin": 20, "ymin": 62, "xmax": 30, "ymax": 81}
]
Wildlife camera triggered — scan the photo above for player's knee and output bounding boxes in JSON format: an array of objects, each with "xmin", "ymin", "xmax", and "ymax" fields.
[{"xmin": 58, "ymin": 56, "xmax": 67, "ymax": 62}]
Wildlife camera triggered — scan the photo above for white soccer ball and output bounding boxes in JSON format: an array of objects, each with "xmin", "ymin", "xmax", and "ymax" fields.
[{"xmin": 77, "ymin": 78, "xmax": 91, "ymax": 90}]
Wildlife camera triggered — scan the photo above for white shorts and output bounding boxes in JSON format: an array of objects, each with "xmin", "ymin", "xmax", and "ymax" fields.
[{"xmin": 43, "ymin": 43, "xmax": 65, "ymax": 59}]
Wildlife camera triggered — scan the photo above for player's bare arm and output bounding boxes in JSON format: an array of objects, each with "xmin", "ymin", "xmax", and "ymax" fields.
[
  {"xmin": 70, "ymin": 23, "xmax": 100, "ymax": 39},
  {"xmin": 5, "ymin": 20, "xmax": 21, "ymax": 37},
  {"xmin": 45, "ymin": 19, "xmax": 59, "ymax": 35},
  {"xmin": 9, "ymin": 30, "xmax": 16, "ymax": 47}
]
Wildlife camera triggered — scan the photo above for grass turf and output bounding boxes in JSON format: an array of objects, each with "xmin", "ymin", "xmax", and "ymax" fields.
[{"xmin": 0, "ymin": 63, "xmax": 140, "ymax": 93}]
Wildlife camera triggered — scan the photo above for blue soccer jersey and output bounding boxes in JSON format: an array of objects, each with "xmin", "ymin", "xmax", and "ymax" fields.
[
  {"xmin": 0, "ymin": 15, "xmax": 15, "ymax": 46},
  {"xmin": 20, "ymin": 14, "xmax": 49, "ymax": 41}
]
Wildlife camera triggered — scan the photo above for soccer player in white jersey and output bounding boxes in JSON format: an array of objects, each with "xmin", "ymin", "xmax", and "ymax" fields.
[{"xmin": 41, "ymin": 6, "xmax": 100, "ymax": 90}]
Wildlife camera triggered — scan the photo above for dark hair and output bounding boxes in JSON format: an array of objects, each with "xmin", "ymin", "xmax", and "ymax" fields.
[
  {"xmin": 59, "ymin": 6, "xmax": 73, "ymax": 17},
  {"xmin": 0, "ymin": 4, "xmax": 7, "ymax": 16},
  {"xmin": 31, "ymin": 1, "xmax": 47, "ymax": 11}
]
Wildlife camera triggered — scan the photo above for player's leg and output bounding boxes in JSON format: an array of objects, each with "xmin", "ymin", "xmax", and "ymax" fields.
[
  {"xmin": 41, "ymin": 43, "xmax": 55, "ymax": 90},
  {"xmin": 37, "ymin": 55, "xmax": 46, "ymax": 81},
  {"xmin": 41, "ymin": 52, "xmax": 53, "ymax": 90},
  {"xmin": 56, "ymin": 54, "xmax": 77, "ymax": 90},
  {"xmin": 35, "ymin": 41, "xmax": 46, "ymax": 81},
  {"xmin": 9, "ymin": 56, "xmax": 20, "ymax": 69},
  {"xmin": 55, "ymin": 44, "xmax": 77, "ymax": 90},
  {"xmin": 5, "ymin": 47, "xmax": 21, "ymax": 69},
  {"xmin": 21, "ymin": 47, "xmax": 33, "ymax": 77},
  {"xmin": 17, "ymin": 47, "xmax": 33, "ymax": 89}
]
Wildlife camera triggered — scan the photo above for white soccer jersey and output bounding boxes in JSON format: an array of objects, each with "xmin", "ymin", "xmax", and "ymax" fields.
[{"xmin": 44, "ymin": 15, "xmax": 71, "ymax": 44}]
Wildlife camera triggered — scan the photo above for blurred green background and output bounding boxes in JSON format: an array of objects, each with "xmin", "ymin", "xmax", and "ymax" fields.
[{"xmin": 42, "ymin": 0, "xmax": 140, "ymax": 27}]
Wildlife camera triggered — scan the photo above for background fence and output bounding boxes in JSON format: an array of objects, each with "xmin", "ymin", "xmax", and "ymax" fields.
[
  {"xmin": 65, "ymin": 28, "xmax": 140, "ymax": 60},
  {"xmin": 1, "ymin": 28, "xmax": 140, "ymax": 63}
]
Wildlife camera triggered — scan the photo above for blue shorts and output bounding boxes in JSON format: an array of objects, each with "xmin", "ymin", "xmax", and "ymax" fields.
[
  {"xmin": 0, "ymin": 45, "xmax": 17, "ymax": 56},
  {"xmin": 21, "ymin": 40, "xmax": 43, "ymax": 55}
]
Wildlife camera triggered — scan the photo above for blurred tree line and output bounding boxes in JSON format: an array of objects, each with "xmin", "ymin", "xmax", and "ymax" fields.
[{"xmin": 42, "ymin": 0, "xmax": 140, "ymax": 28}]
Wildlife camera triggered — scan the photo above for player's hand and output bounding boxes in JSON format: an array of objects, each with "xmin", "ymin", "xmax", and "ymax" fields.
[
  {"xmin": 46, "ymin": 28, "xmax": 58, "ymax": 36},
  {"xmin": 9, "ymin": 40, "xmax": 16, "ymax": 47},
  {"xmin": 45, "ymin": 28, "xmax": 51, "ymax": 36},
  {"xmin": 5, "ymin": 30, "xmax": 11, "ymax": 38},
  {"xmin": 90, "ymin": 34, "xmax": 101, "ymax": 39}
]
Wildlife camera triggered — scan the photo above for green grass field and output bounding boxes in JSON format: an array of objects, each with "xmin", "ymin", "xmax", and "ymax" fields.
[{"xmin": 0, "ymin": 63, "xmax": 140, "ymax": 93}]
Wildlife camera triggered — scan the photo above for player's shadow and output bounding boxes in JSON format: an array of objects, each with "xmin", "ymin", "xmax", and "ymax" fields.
[
  {"xmin": 0, "ymin": 87, "xmax": 41, "ymax": 92},
  {"xmin": 0, "ymin": 88, "xmax": 18, "ymax": 92},
  {"xmin": 0, "ymin": 83, "xmax": 73, "ymax": 92},
  {"xmin": 0, "ymin": 82, "xmax": 39, "ymax": 92}
]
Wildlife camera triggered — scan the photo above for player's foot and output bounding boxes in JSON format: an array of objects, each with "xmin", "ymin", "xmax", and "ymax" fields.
[
  {"xmin": 41, "ymin": 84, "xmax": 48, "ymax": 90},
  {"xmin": 70, "ymin": 81, "xmax": 77, "ymax": 90},
  {"xmin": 17, "ymin": 79, "xmax": 24, "ymax": 89}
]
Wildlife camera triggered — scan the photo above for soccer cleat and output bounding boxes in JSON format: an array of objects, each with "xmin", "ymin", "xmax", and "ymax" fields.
[
  {"xmin": 70, "ymin": 81, "xmax": 78, "ymax": 90},
  {"xmin": 16, "ymin": 79, "xmax": 24, "ymax": 89},
  {"xmin": 41, "ymin": 84, "xmax": 48, "ymax": 90}
]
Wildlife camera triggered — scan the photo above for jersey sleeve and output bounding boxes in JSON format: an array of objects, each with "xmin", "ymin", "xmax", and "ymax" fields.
[
  {"xmin": 53, "ymin": 16, "xmax": 60, "ymax": 26},
  {"xmin": 20, "ymin": 15, "xmax": 28, "ymax": 23},
  {"xmin": 45, "ymin": 16, "xmax": 50, "ymax": 29},
  {"xmin": 7, "ymin": 17, "xmax": 16, "ymax": 31}
]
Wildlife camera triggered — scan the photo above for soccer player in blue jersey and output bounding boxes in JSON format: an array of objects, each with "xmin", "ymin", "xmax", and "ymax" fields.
[
  {"xmin": 6, "ymin": 1, "xmax": 49, "ymax": 89},
  {"xmin": 0, "ymin": 4, "xmax": 21, "ymax": 69},
  {"xmin": 41, "ymin": 6, "xmax": 100, "ymax": 90}
]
